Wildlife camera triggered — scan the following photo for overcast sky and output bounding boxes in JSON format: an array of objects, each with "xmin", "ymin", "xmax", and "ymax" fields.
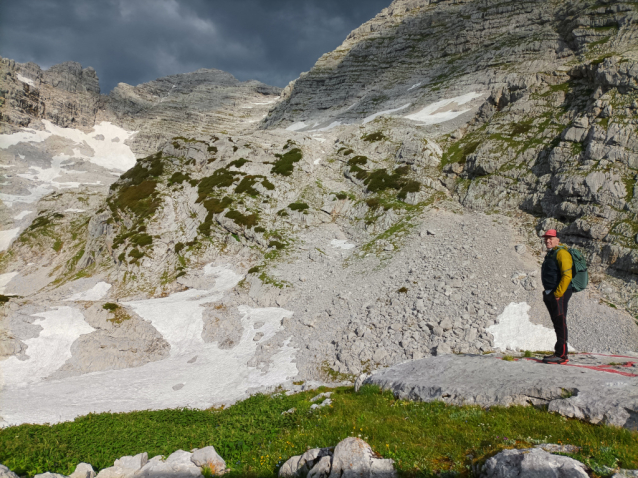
[{"xmin": 0, "ymin": 0, "xmax": 391, "ymax": 93}]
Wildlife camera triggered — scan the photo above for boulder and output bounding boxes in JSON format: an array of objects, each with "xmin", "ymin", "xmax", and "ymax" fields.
[
  {"xmin": 70, "ymin": 463, "xmax": 96, "ymax": 478},
  {"xmin": 279, "ymin": 438, "xmax": 395, "ymax": 478},
  {"xmin": 480, "ymin": 448, "xmax": 588, "ymax": 478},
  {"xmin": 34, "ymin": 474, "xmax": 68, "ymax": 478},
  {"xmin": 190, "ymin": 447, "xmax": 226, "ymax": 475},
  {"xmin": 279, "ymin": 448, "xmax": 332, "ymax": 478},
  {"xmin": 0, "ymin": 465, "xmax": 20, "ymax": 478},
  {"xmin": 134, "ymin": 451, "xmax": 202, "ymax": 478},
  {"xmin": 96, "ymin": 453, "xmax": 148, "ymax": 478},
  {"xmin": 613, "ymin": 470, "xmax": 638, "ymax": 478},
  {"xmin": 328, "ymin": 437, "xmax": 396, "ymax": 478}
]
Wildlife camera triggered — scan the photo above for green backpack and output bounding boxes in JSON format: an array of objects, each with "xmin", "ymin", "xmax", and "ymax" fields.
[{"xmin": 556, "ymin": 245, "xmax": 589, "ymax": 292}]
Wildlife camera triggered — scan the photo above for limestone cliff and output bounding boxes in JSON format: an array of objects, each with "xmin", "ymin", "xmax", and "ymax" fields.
[{"xmin": 263, "ymin": 0, "xmax": 638, "ymax": 283}]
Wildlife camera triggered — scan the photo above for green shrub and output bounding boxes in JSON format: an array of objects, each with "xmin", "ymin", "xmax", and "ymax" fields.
[
  {"xmin": 366, "ymin": 198, "xmax": 381, "ymax": 209},
  {"xmin": 397, "ymin": 180, "xmax": 421, "ymax": 200},
  {"xmin": 198, "ymin": 221, "xmax": 214, "ymax": 236},
  {"xmin": 228, "ymin": 158, "xmax": 249, "ymax": 169},
  {"xmin": 197, "ymin": 170, "xmax": 243, "ymax": 202},
  {"xmin": 269, "ymin": 241, "xmax": 285, "ymax": 250},
  {"xmin": 248, "ymin": 266, "xmax": 261, "ymax": 274},
  {"xmin": 130, "ymin": 234, "xmax": 153, "ymax": 247},
  {"xmin": 235, "ymin": 176, "xmax": 262, "ymax": 196},
  {"xmin": 271, "ymin": 149, "xmax": 303, "ymax": 176},
  {"xmin": 347, "ymin": 156, "xmax": 368, "ymax": 167},
  {"xmin": 288, "ymin": 202, "xmax": 309, "ymax": 211},
  {"xmin": 174, "ymin": 243, "xmax": 185, "ymax": 254},
  {"xmin": 225, "ymin": 210, "xmax": 258, "ymax": 228},
  {"xmin": 207, "ymin": 145, "xmax": 218, "ymax": 153},
  {"xmin": 128, "ymin": 249, "xmax": 144, "ymax": 260},
  {"xmin": 203, "ymin": 197, "xmax": 233, "ymax": 214},
  {"xmin": 168, "ymin": 172, "xmax": 191, "ymax": 186},
  {"xmin": 335, "ymin": 192, "xmax": 348, "ymax": 200},
  {"xmin": 277, "ymin": 210, "xmax": 289, "ymax": 217},
  {"xmin": 254, "ymin": 227, "xmax": 266, "ymax": 233},
  {"xmin": 118, "ymin": 153, "xmax": 164, "ymax": 187},
  {"xmin": 110, "ymin": 180, "xmax": 160, "ymax": 219},
  {"xmin": 362, "ymin": 132, "xmax": 386, "ymax": 142},
  {"xmin": 102, "ymin": 303, "xmax": 119, "ymax": 311},
  {"xmin": 262, "ymin": 179, "xmax": 275, "ymax": 190}
]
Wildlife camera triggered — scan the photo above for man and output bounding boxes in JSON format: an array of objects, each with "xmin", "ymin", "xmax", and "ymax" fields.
[{"xmin": 540, "ymin": 229, "xmax": 573, "ymax": 364}]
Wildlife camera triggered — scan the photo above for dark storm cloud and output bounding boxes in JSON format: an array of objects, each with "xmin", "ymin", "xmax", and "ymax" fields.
[{"xmin": 0, "ymin": 0, "xmax": 391, "ymax": 92}]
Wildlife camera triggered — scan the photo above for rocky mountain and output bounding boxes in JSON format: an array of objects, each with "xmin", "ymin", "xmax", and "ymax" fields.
[{"xmin": 1, "ymin": 0, "xmax": 638, "ymax": 426}]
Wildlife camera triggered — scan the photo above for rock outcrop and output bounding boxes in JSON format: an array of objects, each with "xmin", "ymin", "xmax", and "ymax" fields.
[
  {"xmin": 278, "ymin": 437, "xmax": 396, "ymax": 478},
  {"xmin": 364, "ymin": 354, "xmax": 638, "ymax": 430},
  {"xmin": 480, "ymin": 448, "xmax": 589, "ymax": 478}
]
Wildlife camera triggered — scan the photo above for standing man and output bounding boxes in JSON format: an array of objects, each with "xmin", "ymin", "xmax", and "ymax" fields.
[{"xmin": 540, "ymin": 229, "xmax": 573, "ymax": 364}]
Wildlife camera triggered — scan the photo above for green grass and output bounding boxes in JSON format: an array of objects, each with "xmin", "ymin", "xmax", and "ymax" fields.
[
  {"xmin": 2, "ymin": 386, "xmax": 637, "ymax": 477},
  {"xmin": 225, "ymin": 210, "xmax": 258, "ymax": 228},
  {"xmin": 362, "ymin": 132, "xmax": 386, "ymax": 143},
  {"xmin": 197, "ymin": 170, "xmax": 243, "ymax": 202},
  {"xmin": 271, "ymin": 149, "xmax": 303, "ymax": 176},
  {"xmin": 288, "ymin": 202, "xmax": 309, "ymax": 212}
]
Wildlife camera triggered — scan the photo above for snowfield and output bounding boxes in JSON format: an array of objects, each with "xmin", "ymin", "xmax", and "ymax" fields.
[
  {"xmin": 0, "ymin": 120, "xmax": 138, "ymax": 171},
  {"xmin": 0, "ymin": 266, "xmax": 298, "ymax": 426},
  {"xmin": 488, "ymin": 302, "xmax": 557, "ymax": 352},
  {"xmin": 404, "ymin": 92, "xmax": 484, "ymax": 124}
]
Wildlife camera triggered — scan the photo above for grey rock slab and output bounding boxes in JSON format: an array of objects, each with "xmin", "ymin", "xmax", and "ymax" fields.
[
  {"xmin": 135, "ymin": 451, "xmax": 202, "ymax": 478},
  {"xmin": 190, "ymin": 446, "xmax": 225, "ymax": 475},
  {"xmin": 279, "ymin": 447, "xmax": 333, "ymax": 478},
  {"xmin": 613, "ymin": 471, "xmax": 638, "ymax": 478},
  {"xmin": 34, "ymin": 474, "xmax": 69, "ymax": 478},
  {"xmin": 279, "ymin": 456, "xmax": 303, "ymax": 478},
  {"xmin": 328, "ymin": 437, "xmax": 396, "ymax": 478},
  {"xmin": 0, "ymin": 465, "xmax": 20, "ymax": 478},
  {"xmin": 480, "ymin": 448, "xmax": 588, "ymax": 478},
  {"xmin": 70, "ymin": 464, "xmax": 96, "ymax": 478},
  {"xmin": 365, "ymin": 355, "xmax": 638, "ymax": 429},
  {"xmin": 307, "ymin": 456, "xmax": 332, "ymax": 478},
  {"xmin": 115, "ymin": 453, "xmax": 148, "ymax": 472}
]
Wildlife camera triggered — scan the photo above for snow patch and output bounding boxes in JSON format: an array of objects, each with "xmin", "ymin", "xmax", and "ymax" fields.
[
  {"xmin": 64, "ymin": 208, "xmax": 86, "ymax": 213},
  {"xmin": 0, "ymin": 227, "xmax": 20, "ymax": 251},
  {"xmin": 17, "ymin": 74, "xmax": 34, "ymax": 86},
  {"xmin": 404, "ymin": 92, "xmax": 483, "ymax": 125},
  {"xmin": 407, "ymin": 82, "xmax": 422, "ymax": 91},
  {"xmin": 0, "ymin": 265, "xmax": 298, "ymax": 425},
  {"xmin": 0, "ymin": 120, "xmax": 137, "ymax": 171},
  {"xmin": 0, "ymin": 272, "xmax": 19, "ymax": 293},
  {"xmin": 64, "ymin": 282, "xmax": 112, "ymax": 301},
  {"xmin": 1, "ymin": 307, "xmax": 95, "ymax": 388},
  {"xmin": 363, "ymin": 104, "xmax": 411, "ymax": 124},
  {"xmin": 331, "ymin": 239, "xmax": 355, "ymax": 250},
  {"xmin": 311, "ymin": 121, "xmax": 342, "ymax": 132},
  {"xmin": 487, "ymin": 302, "xmax": 556, "ymax": 352},
  {"xmin": 13, "ymin": 210, "xmax": 34, "ymax": 220},
  {"xmin": 0, "ymin": 183, "xmax": 62, "ymax": 207},
  {"xmin": 286, "ymin": 122, "xmax": 308, "ymax": 132}
]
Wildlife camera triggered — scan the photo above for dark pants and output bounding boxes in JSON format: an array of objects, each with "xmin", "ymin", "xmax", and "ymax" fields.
[{"xmin": 543, "ymin": 288, "xmax": 572, "ymax": 357}]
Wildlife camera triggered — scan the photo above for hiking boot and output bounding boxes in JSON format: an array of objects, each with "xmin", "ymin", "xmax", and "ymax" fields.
[{"xmin": 542, "ymin": 354, "xmax": 569, "ymax": 364}]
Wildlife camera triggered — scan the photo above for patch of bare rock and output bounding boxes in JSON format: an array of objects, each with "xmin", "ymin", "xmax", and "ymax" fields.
[
  {"xmin": 363, "ymin": 353, "xmax": 638, "ymax": 430},
  {"xmin": 5, "ymin": 438, "xmax": 637, "ymax": 478}
]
